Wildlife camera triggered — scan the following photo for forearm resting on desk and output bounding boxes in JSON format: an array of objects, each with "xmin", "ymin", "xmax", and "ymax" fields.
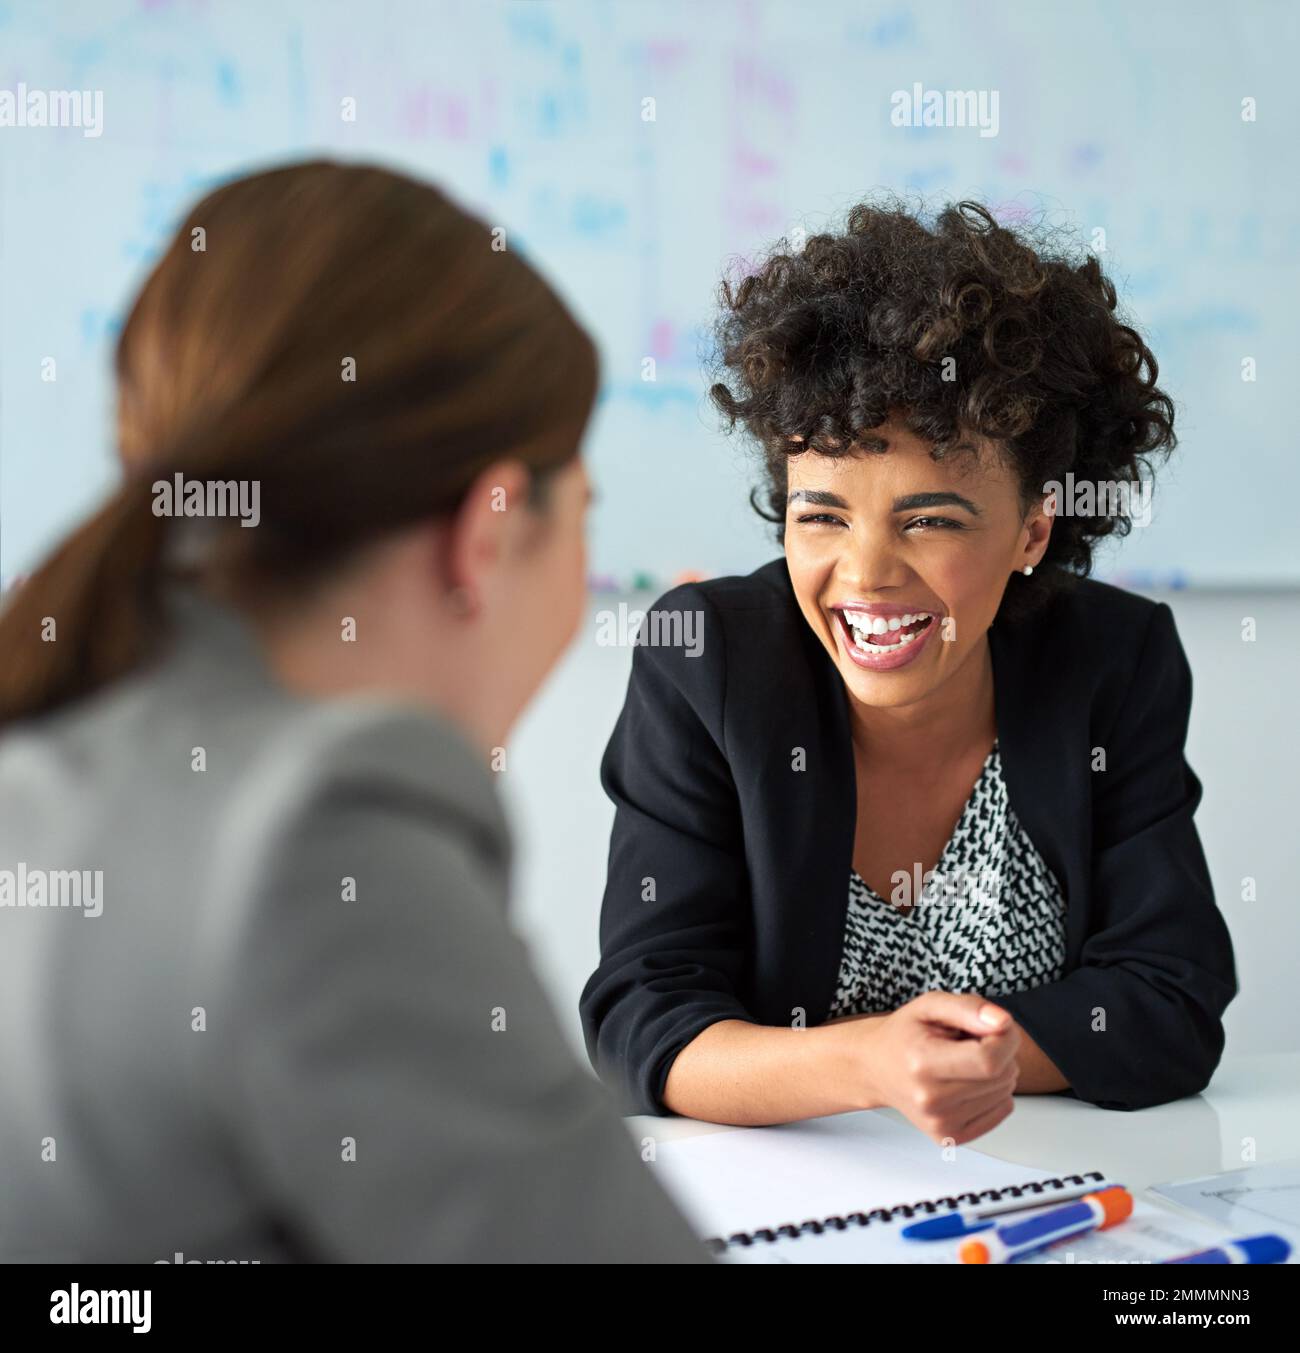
[
  {"xmin": 1004, "ymin": 1018, "xmax": 1070, "ymax": 1094},
  {"xmin": 662, "ymin": 1009, "xmax": 1069, "ymax": 1126},
  {"xmin": 662, "ymin": 1016, "xmax": 889, "ymax": 1126},
  {"xmin": 829, "ymin": 1008, "xmax": 1071, "ymax": 1094}
]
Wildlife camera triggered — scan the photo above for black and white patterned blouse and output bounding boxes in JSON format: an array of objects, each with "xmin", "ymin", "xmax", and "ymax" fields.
[{"xmin": 828, "ymin": 741, "xmax": 1068, "ymax": 1019}]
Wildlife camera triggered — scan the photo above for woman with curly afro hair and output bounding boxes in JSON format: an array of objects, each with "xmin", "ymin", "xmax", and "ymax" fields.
[{"xmin": 581, "ymin": 197, "xmax": 1237, "ymax": 1138}]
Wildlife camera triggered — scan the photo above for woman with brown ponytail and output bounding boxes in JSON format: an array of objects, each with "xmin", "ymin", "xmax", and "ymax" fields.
[{"xmin": 0, "ymin": 162, "xmax": 706, "ymax": 1263}]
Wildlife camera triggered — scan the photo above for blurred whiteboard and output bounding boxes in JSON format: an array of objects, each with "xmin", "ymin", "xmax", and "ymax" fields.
[{"xmin": 2, "ymin": 0, "xmax": 1297, "ymax": 588}]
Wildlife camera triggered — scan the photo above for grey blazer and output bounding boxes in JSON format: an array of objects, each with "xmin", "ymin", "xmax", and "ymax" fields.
[{"xmin": 0, "ymin": 588, "xmax": 707, "ymax": 1264}]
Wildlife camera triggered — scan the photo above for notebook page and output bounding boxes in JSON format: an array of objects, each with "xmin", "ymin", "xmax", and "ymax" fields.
[{"xmin": 646, "ymin": 1109, "xmax": 1063, "ymax": 1240}]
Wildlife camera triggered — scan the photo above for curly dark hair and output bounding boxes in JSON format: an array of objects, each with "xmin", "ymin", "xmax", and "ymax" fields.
[{"xmin": 708, "ymin": 196, "xmax": 1177, "ymax": 621}]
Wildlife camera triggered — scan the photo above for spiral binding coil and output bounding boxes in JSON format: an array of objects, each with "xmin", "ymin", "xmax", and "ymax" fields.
[{"xmin": 704, "ymin": 1169, "xmax": 1108, "ymax": 1253}]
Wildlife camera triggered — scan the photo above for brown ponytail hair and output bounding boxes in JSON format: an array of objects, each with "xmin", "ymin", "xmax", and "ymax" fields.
[{"xmin": 0, "ymin": 160, "xmax": 598, "ymax": 726}]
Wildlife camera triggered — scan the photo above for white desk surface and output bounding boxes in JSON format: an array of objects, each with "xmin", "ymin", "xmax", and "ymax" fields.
[{"xmin": 626, "ymin": 1051, "xmax": 1300, "ymax": 1194}]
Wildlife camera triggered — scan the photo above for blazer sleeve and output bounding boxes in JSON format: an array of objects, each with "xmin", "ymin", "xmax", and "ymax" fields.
[
  {"xmin": 206, "ymin": 708, "xmax": 711, "ymax": 1262},
  {"xmin": 580, "ymin": 588, "xmax": 756, "ymax": 1115},
  {"xmin": 995, "ymin": 601, "xmax": 1238, "ymax": 1110}
]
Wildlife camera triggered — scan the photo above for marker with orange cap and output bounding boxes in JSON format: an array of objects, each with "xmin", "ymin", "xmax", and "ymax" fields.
[{"xmin": 958, "ymin": 1186, "xmax": 1133, "ymax": 1264}]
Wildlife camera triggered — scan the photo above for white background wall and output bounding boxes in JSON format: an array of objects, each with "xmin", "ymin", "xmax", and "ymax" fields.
[{"xmin": 500, "ymin": 586, "xmax": 1300, "ymax": 1067}]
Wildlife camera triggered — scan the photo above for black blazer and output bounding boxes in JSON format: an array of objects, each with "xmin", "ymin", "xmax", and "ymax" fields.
[{"xmin": 580, "ymin": 558, "xmax": 1237, "ymax": 1117}]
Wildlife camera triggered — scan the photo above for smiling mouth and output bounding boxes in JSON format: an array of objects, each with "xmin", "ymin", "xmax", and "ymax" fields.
[{"xmin": 836, "ymin": 609, "xmax": 936, "ymax": 651}]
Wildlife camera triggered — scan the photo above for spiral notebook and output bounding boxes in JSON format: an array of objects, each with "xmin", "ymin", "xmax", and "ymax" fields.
[{"xmin": 643, "ymin": 1110, "xmax": 1228, "ymax": 1264}]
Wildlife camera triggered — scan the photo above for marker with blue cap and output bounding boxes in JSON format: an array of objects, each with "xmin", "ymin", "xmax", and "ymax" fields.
[
  {"xmin": 1163, "ymin": 1234, "xmax": 1291, "ymax": 1265},
  {"xmin": 958, "ymin": 1186, "xmax": 1133, "ymax": 1264},
  {"xmin": 902, "ymin": 1180, "xmax": 1107, "ymax": 1240}
]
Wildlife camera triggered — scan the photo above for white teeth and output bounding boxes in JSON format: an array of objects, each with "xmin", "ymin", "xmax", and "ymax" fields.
[{"xmin": 843, "ymin": 610, "xmax": 934, "ymax": 653}]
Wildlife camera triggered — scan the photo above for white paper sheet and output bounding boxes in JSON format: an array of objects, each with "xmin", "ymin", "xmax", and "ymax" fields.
[
  {"xmin": 1151, "ymin": 1159, "xmax": 1300, "ymax": 1258},
  {"xmin": 646, "ymin": 1110, "xmax": 1072, "ymax": 1239}
]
